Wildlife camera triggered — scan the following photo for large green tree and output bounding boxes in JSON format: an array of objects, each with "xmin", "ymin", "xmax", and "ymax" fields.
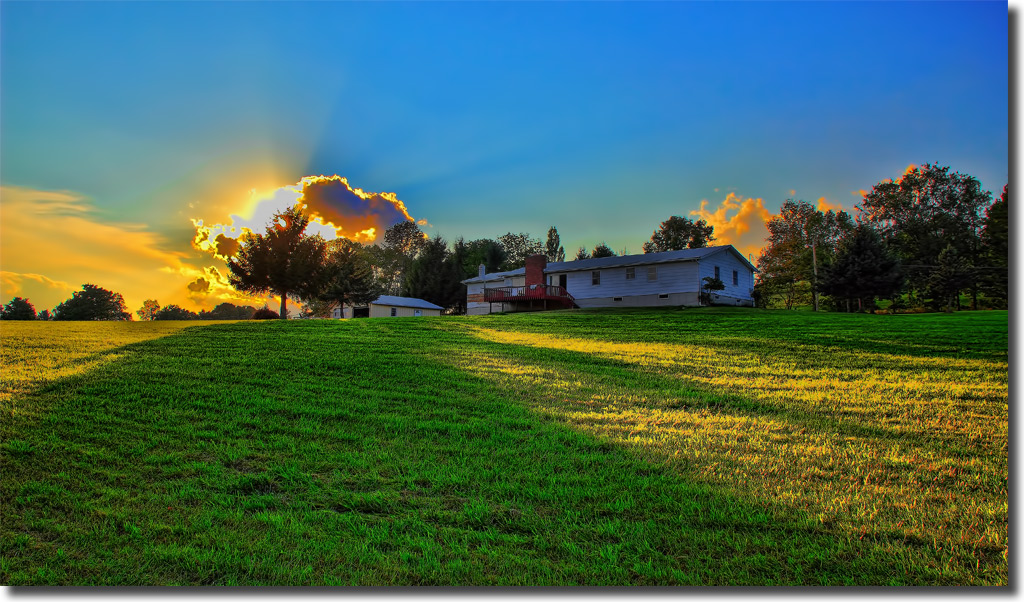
[
  {"xmin": 926, "ymin": 245, "xmax": 974, "ymax": 312},
  {"xmin": 755, "ymin": 200, "xmax": 853, "ymax": 310},
  {"xmin": 497, "ymin": 232, "xmax": 544, "ymax": 271},
  {"xmin": 1, "ymin": 297, "xmax": 36, "ymax": 320},
  {"xmin": 53, "ymin": 284, "xmax": 131, "ymax": 321},
  {"xmin": 318, "ymin": 239, "xmax": 382, "ymax": 318},
  {"xmin": 859, "ymin": 163, "xmax": 991, "ymax": 307},
  {"xmin": 226, "ymin": 206, "xmax": 327, "ymax": 319},
  {"xmin": 642, "ymin": 216, "xmax": 715, "ymax": 253}
]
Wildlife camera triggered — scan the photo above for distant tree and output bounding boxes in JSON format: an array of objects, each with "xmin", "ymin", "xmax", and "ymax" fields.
[
  {"xmin": 819, "ymin": 224, "xmax": 903, "ymax": 313},
  {"xmin": 299, "ymin": 298, "xmax": 337, "ymax": 319},
  {"xmin": 497, "ymin": 232, "xmax": 544, "ymax": 270},
  {"xmin": 369, "ymin": 221, "xmax": 426, "ymax": 295},
  {"xmin": 545, "ymin": 227, "xmax": 566, "ymax": 262},
  {"xmin": 591, "ymin": 243, "xmax": 616, "ymax": 258},
  {"xmin": 926, "ymin": 245, "xmax": 974, "ymax": 312},
  {"xmin": 318, "ymin": 239, "xmax": 382, "ymax": 318},
  {"xmin": 136, "ymin": 299, "xmax": 160, "ymax": 321},
  {"xmin": 574, "ymin": 247, "xmax": 590, "ymax": 261},
  {"xmin": 1, "ymin": 297, "xmax": 36, "ymax": 320},
  {"xmin": 226, "ymin": 206, "xmax": 327, "ymax": 319},
  {"xmin": 859, "ymin": 163, "xmax": 990, "ymax": 307},
  {"xmin": 643, "ymin": 216, "xmax": 715, "ymax": 253},
  {"xmin": 251, "ymin": 307, "xmax": 280, "ymax": 320},
  {"xmin": 153, "ymin": 305, "xmax": 199, "ymax": 320},
  {"xmin": 700, "ymin": 276, "xmax": 725, "ymax": 305},
  {"xmin": 53, "ymin": 284, "xmax": 132, "ymax": 321},
  {"xmin": 199, "ymin": 302, "xmax": 257, "ymax": 320},
  {"xmin": 979, "ymin": 184, "xmax": 1008, "ymax": 306},
  {"xmin": 37, "ymin": 309, "xmax": 51, "ymax": 321}
]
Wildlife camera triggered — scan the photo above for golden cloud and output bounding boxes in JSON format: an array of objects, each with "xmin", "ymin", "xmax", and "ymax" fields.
[
  {"xmin": 0, "ymin": 185, "xmax": 202, "ymax": 313},
  {"xmin": 191, "ymin": 175, "xmax": 421, "ymax": 260},
  {"xmin": 816, "ymin": 196, "xmax": 844, "ymax": 213},
  {"xmin": 690, "ymin": 193, "xmax": 775, "ymax": 260}
]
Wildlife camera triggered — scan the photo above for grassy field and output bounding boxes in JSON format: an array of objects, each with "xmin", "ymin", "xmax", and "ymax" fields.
[{"xmin": 0, "ymin": 308, "xmax": 1008, "ymax": 585}]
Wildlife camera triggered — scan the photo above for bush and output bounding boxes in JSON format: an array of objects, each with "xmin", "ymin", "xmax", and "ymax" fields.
[{"xmin": 251, "ymin": 307, "xmax": 280, "ymax": 320}]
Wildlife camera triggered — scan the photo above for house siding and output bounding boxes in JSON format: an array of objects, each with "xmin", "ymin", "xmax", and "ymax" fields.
[
  {"xmin": 369, "ymin": 304, "xmax": 440, "ymax": 318},
  {"xmin": 548, "ymin": 260, "xmax": 700, "ymax": 301},
  {"xmin": 698, "ymin": 249, "xmax": 755, "ymax": 306}
]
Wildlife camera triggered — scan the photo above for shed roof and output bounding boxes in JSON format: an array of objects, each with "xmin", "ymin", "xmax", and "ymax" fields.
[
  {"xmin": 372, "ymin": 295, "xmax": 444, "ymax": 310},
  {"xmin": 461, "ymin": 268, "xmax": 528, "ymax": 285}
]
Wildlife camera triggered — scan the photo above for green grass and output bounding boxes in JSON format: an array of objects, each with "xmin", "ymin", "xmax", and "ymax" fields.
[{"xmin": 0, "ymin": 308, "xmax": 1008, "ymax": 585}]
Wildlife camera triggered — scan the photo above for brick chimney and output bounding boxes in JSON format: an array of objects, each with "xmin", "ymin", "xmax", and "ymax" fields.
[{"xmin": 525, "ymin": 254, "xmax": 547, "ymax": 286}]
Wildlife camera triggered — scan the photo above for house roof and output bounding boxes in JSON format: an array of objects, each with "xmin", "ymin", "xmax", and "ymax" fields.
[
  {"xmin": 461, "ymin": 268, "xmax": 528, "ymax": 285},
  {"xmin": 547, "ymin": 245, "xmax": 758, "ymax": 274},
  {"xmin": 372, "ymin": 295, "xmax": 444, "ymax": 310},
  {"xmin": 460, "ymin": 245, "xmax": 757, "ymax": 285}
]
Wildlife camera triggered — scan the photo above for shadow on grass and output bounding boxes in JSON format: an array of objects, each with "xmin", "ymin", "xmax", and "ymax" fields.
[{"xmin": 0, "ymin": 320, "xmax": 975, "ymax": 585}]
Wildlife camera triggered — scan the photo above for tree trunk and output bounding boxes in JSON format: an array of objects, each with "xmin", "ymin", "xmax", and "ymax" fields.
[{"xmin": 279, "ymin": 292, "xmax": 288, "ymax": 319}]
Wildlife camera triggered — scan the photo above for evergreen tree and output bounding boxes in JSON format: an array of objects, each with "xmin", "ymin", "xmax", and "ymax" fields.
[
  {"xmin": 591, "ymin": 243, "xmax": 616, "ymax": 258},
  {"xmin": 318, "ymin": 239, "xmax": 382, "ymax": 318},
  {"xmin": 820, "ymin": 225, "xmax": 903, "ymax": 312},
  {"xmin": 979, "ymin": 184, "xmax": 1008, "ymax": 306},
  {"xmin": 926, "ymin": 245, "xmax": 974, "ymax": 312},
  {"xmin": 574, "ymin": 247, "xmax": 590, "ymax": 261},
  {"xmin": 545, "ymin": 227, "xmax": 565, "ymax": 262},
  {"xmin": 404, "ymin": 236, "xmax": 460, "ymax": 310}
]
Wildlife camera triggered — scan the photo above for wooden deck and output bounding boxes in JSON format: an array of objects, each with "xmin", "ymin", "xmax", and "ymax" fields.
[{"xmin": 484, "ymin": 285, "xmax": 577, "ymax": 311}]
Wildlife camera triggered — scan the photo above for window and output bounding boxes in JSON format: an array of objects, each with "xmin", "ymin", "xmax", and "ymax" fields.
[
  {"xmin": 659, "ymin": 294, "xmax": 669, "ymax": 299},
  {"xmin": 733, "ymin": 270, "xmax": 738, "ymax": 286},
  {"xmin": 592, "ymin": 271, "xmax": 601, "ymax": 285},
  {"xmin": 414, "ymin": 310, "xmax": 422, "ymax": 317},
  {"xmin": 625, "ymin": 267, "xmax": 635, "ymax": 280},
  {"xmin": 647, "ymin": 267, "xmax": 657, "ymax": 281},
  {"xmin": 613, "ymin": 297, "xmax": 622, "ymax": 302},
  {"xmin": 714, "ymin": 266, "xmax": 720, "ymax": 280},
  {"xmin": 390, "ymin": 307, "xmax": 397, "ymax": 317}
]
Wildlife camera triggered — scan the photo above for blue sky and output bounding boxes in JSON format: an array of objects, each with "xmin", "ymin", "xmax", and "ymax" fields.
[{"xmin": 0, "ymin": 1, "xmax": 1009, "ymax": 311}]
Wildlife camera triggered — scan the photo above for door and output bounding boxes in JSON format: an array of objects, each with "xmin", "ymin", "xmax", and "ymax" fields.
[{"xmin": 558, "ymin": 274, "xmax": 567, "ymax": 289}]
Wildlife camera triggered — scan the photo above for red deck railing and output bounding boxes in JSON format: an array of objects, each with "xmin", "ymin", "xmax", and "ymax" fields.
[{"xmin": 484, "ymin": 285, "xmax": 575, "ymax": 308}]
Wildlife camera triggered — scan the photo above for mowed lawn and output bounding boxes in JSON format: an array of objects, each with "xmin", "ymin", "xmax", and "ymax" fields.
[{"xmin": 0, "ymin": 309, "xmax": 1008, "ymax": 585}]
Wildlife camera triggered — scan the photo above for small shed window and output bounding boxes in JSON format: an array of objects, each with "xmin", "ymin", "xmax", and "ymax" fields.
[
  {"xmin": 613, "ymin": 297, "xmax": 623, "ymax": 302},
  {"xmin": 625, "ymin": 267, "xmax": 635, "ymax": 280},
  {"xmin": 390, "ymin": 307, "xmax": 397, "ymax": 317},
  {"xmin": 592, "ymin": 271, "xmax": 601, "ymax": 285},
  {"xmin": 414, "ymin": 309, "xmax": 422, "ymax": 317},
  {"xmin": 714, "ymin": 266, "xmax": 720, "ymax": 280},
  {"xmin": 647, "ymin": 267, "xmax": 657, "ymax": 281},
  {"xmin": 733, "ymin": 270, "xmax": 738, "ymax": 286},
  {"xmin": 659, "ymin": 294, "xmax": 669, "ymax": 299}
]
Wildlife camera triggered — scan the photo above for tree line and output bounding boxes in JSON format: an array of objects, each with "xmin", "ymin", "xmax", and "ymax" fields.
[
  {"xmin": 756, "ymin": 163, "xmax": 1008, "ymax": 312},
  {"xmin": 1, "ymin": 161, "xmax": 1005, "ymax": 320}
]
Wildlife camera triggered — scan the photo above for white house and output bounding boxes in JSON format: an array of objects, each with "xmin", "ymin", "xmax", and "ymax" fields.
[
  {"xmin": 332, "ymin": 295, "xmax": 443, "ymax": 319},
  {"xmin": 461, "ymin": 245, "xmax": 756, "ymax": 315}
]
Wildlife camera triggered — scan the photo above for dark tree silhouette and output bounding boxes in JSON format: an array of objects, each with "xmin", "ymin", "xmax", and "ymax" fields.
[
  {"xmin": 820, "ymin": 224, "xmax": 903, "ymax": 312},
  {"xmin": 1, "ymin": 297, "xmax": 36, "ymax": 320},
  {"xmin": 318, "ymin": 239, "xmax": 382, "ymax": 318},
  {"xmin": 53, "ymin": 284, "xmax": 131, "ymax": 321},
  {"xmin": 153, "ymin": 305, "xmax": 199, "ymax": 320},
  {"xmin": 226, "ymin": 206, "xmax": 327, "ymax": 319},
  {"xmin": 591, "ymin": 243, "xmax": 616, "ymax": 258}
]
